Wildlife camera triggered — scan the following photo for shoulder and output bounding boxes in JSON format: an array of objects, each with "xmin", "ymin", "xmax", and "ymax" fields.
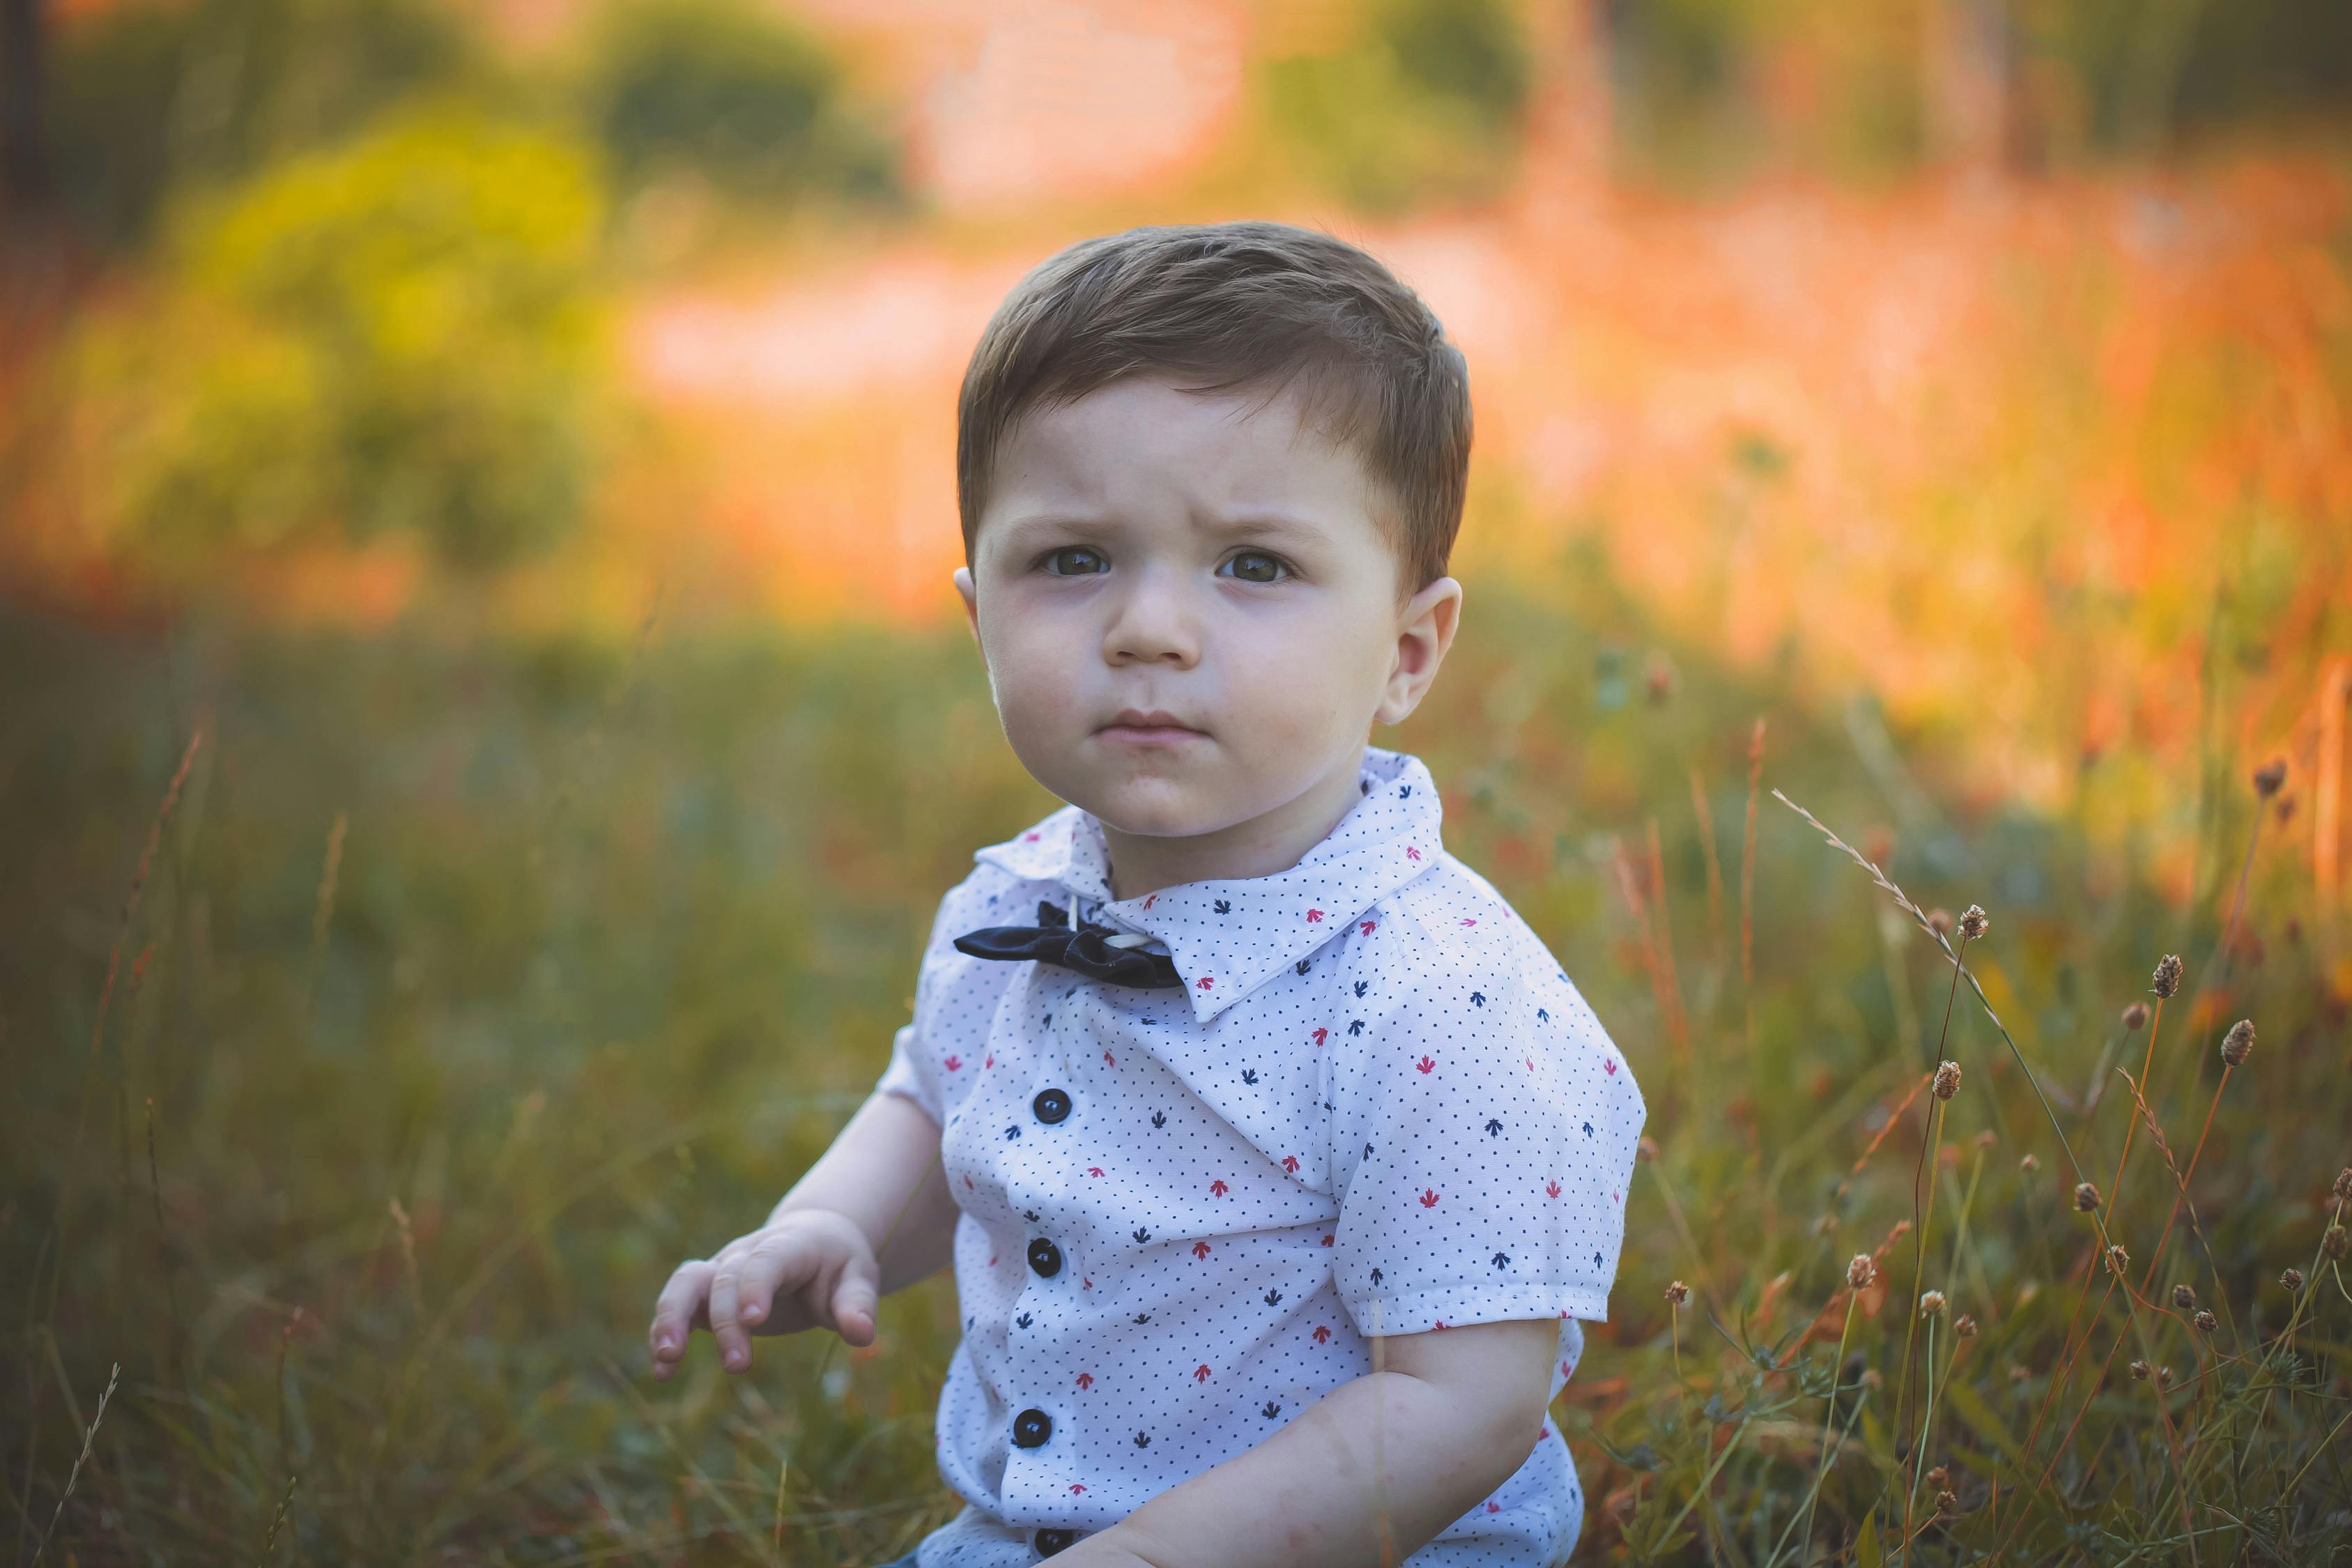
[{"xmin": 1344, "ymin": 852, "xmax": 1566, "ymax": 999}]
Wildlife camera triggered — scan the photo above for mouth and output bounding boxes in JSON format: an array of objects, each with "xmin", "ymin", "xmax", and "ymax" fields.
[{"xmin": 1096, "ymin": 709, "xmax": 1210, "ymax": 746}]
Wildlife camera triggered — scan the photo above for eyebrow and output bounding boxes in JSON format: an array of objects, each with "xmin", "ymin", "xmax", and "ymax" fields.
[{"xmin": 987, "ymin": 509, "xmax": 1338, "ymax": 549}]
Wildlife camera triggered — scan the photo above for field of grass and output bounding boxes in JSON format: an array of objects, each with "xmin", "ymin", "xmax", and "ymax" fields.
[{"xmin": 2, "ymin": 559, "xmax": 2347, "ymax": 1565}]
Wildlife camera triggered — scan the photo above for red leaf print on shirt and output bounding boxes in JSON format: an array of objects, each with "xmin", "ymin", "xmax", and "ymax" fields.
[
  {"xmin": 1209, "ymin": 1179, "xmax": 1229, "ymax": 1196},
  {"xmin": 1312, "ymin": 1325, "xmax": 1332, "ymax": 1344},
  {"xmin": 1143, "ymin": 894, "xmax": 1158, "ymax": 909},
  {"xmin": 1432, "ymin": 1319, "xmax": 1449, "ymax": 1330},
  {"xmin": 1321, "ymin": 1233, "xmax": 1334, "ymax": 1247},
  {"xmin": 1069, "ymin": 1484, "xmax": 1086, "ymax": 1495},
  {"xmin": 1195, "ymin": 976, "xmax": 1213, "ymax": 990},
  {"xmin": 1359, "ymin": 920, "xmax": 1377, "ymax": 935},
  {"xmin": 1102, "ymin": 1050, "xmax": 1115, "ymax": 1066},
  {"xmin": 1486, "ymin": 1502, "xmax": 1501, "ymax": 1513},
  {"xmin": 1525, "ymin": 1058, "xmax": 1536, "ymax": 1071},
  {"xmin": 1306, "ymin": 909, "xmax": 1323, "ymax": 923},
  {"xmin": 1194, "ymin": 1365, "xmax": 1212, "ymax": 1383},
  {"xmin": 988, "ymin": 1254, "xmax": 998, "ymax": 1267},
  {"xmin": 1088, "ymin": 1167, "xmax": 1105, "ymax": 1177},
  {"xmin": 1024, "ymin": 831, "xmax": 1041, "ymax": 842},
  {"xmin": 1076, "ymin": 1373, "xmax": 1094, "ymax": 1390},
  {"xmin": 985, "ymin": 1054, "xmax": 994, "ymax": 1068},
  {"xmin": 1192, "ymin": 1240, "xmax": 1211, "ymax": 1259},
  {"xmin": 1281, "ymin": 1155, "xmax": 1300, "ymax": 1173},
  {"xmin": 1312, "ymin": 1027, "xmax": 1328, "ymax": 1046},
  {"xmin": 1604, "ymin": 1058, "xmax": 1618, "ymax": 1075},
  {"xmin": 1082, "ymin": 1276, "xmax": 1093, "ymax": 1289},
  {"xmin": 1419, "ymin": 1188, "xmax": 1440, "ymax": 1208},
  {"xmin": 1406, "ymin": 845, "xmax": 1421, "ymax": 861},
  {"xmin": 1545, "ymin": 1180, "xmax": 1562, "ymax": 1198},
  {"xmin": 1460, "ymin": 918, "xmax": 1477, "ymax": 928},
  {"xmin": 1560, "ymin": 1360, "xmax": 1571, "ymax": 1378},
  {"xmin": 943, "ymin": 1055, "xmax": 962, "ymax": 1071},
  {"xmin": 1414, "ymin": 1055, "xmax": 1436, "ymax": 1074}
]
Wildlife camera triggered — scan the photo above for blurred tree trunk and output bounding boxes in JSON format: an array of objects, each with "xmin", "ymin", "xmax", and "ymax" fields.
[
  {"xmin": 1524, "ymin": 0, "xmax": 1613, "ymax": 203},
  {"xmin": 1922, "ymin": 0, "xmax": 2011, "ymax": 178},
  {"xmin": 1, "ymin": 0, "xmax": 51, "ymax": 218}
]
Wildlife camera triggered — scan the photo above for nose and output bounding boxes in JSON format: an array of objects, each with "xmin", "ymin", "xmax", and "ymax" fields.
[{"xmin": 1100, "ymin": 563, "xmax": 1200, "ymax": 670}]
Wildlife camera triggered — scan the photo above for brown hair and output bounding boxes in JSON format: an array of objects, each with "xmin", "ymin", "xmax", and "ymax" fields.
[{"xmin": 955, "ymin": 221, "xmax": 1472, "ymax": 593}]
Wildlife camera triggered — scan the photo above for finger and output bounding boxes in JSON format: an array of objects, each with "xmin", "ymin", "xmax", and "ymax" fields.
[
  {"xmin": 829, "ymin": 1236, "xmax": 883, "ymax": 1347},
  {"xmin": 707, "ymin": 1264, "xmax": 750, "ymax": 1372},
  {"xmin": 649, "ymin": 1260, "xmax": 712, "ymax": 1378},
  {"xmin": 735, "ymin": 1234, "xmax": 815, "ymax": 1332}
]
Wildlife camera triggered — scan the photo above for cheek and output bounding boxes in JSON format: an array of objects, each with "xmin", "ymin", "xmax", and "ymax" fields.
[
  {"xmin": 1218, "ymin": 606, "xmax": 1385, "ymax": 744},
  {"xmin": 979, "ymin": 606, "xmax": 1086, "ymax": 734}
]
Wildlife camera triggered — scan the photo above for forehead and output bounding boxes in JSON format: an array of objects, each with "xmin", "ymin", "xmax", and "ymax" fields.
[{"xmin": 980, "ymin": 376, "xmax": 1381, "ymax": 528}]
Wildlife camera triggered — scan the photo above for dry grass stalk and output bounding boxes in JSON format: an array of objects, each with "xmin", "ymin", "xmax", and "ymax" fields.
[{"xmin": 31, "ymin": 1360, "xmax": 119, "ymax": 1567}]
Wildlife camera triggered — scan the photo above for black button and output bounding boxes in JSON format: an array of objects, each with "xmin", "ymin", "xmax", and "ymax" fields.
[
  {"xmin": 1033, "ymin": 1087, "xmax": 1070, "ymax": 1124},
  {"xmin": 1028, "ymin": 1238, "xmax": 1062, "ymax": 1277},
  {"xmin": 1013, "ymin": 1408, "xmax": 1052, "ymax": 1447},
  {"xmin": 1035, "ymin": 1527, "xmax": 1079, "ymax": 1556}
]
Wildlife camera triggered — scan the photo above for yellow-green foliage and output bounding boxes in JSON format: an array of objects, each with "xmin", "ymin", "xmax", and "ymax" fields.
[{"xmin": 68, "ymin": 104, "xmax": 609, "ymax": 571}]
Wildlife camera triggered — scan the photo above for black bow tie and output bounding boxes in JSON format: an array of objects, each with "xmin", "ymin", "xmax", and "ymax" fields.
[{"xmin": 954, "ymin": 900, "xmax": 1183, "ymax": 990}]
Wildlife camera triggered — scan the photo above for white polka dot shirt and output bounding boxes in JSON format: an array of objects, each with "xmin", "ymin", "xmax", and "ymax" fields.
[{"xmin": 871, "ymin": 746, "xmax": 1646, "ymax": 1565}]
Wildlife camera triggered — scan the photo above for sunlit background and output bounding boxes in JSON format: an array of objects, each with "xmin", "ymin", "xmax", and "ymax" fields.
[{"xmin": 4, "ymin": 1, "xmax": 2350, "ymax": 1562}]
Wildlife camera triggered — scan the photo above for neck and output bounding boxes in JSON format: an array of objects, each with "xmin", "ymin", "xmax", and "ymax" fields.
[{"xmin": 1100, "ymin": 748, "xmax": 1368, "ymax": 902}]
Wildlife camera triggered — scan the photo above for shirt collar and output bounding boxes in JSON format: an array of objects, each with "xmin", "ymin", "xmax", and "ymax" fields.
[{"xmin": 971, "ymin": 746, "xmax": 1445, "ymax": 1023}]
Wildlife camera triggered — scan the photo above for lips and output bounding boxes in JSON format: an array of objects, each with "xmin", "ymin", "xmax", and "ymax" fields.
[{"xmin": 1097, "ymin": 709, "xmax": 1208, "ymax": 743}]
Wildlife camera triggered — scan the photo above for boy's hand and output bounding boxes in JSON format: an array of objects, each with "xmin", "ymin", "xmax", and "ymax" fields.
[{"xmin": 647, "ymin": 1207, "xmax": 881, "ymax": 1380}]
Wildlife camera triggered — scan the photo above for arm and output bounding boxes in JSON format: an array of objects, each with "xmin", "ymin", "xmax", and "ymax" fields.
[
  {"xmin": 769, "ymin": 1085, "xmax": 960, "ymax": 1299},
  {"xmin": 1068, "ymin": 1317, "xmax": 1560, "ymax": 1568}
]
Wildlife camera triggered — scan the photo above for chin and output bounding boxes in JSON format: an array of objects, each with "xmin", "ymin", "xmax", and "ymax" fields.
[{"xmin": 1079, "ymin": 777, "xmax": 1232, "ymax": 839}]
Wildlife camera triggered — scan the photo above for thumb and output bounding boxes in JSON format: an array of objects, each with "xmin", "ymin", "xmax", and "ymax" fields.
[{"xmin": 829, "ymin": 1236, "xmax": 882, "ymax": 1346}]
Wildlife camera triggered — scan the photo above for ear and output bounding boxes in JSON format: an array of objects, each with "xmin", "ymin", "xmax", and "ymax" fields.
[
  {"xmin": 953, "ymin": 566, "xmax": 983, "ymax": 654},
  {"xmin": 1374, "ymin": 576, "xmax": 1461, "ymax": 727}
]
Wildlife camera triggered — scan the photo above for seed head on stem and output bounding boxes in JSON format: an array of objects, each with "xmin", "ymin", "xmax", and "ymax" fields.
[
  {"xmin": 2220, "ymin": 1019, "xmax": 2254, "ymax": 1067},
  {"xmin": 2323, "ymin": 1225, "xmax": 2349, "ymax": 1261},
  {"xmin": 2122, "ymin": 1002, "xmax": 2149, "ymax": 1031},
  {"xmin": 2105, "ymin": 1243, "xmax": 2130, "ymax": 1276},
  {"xmin": 2252, "ymin": 759, "xmax": 2286, "ymax": 798},
  {"xmin": 2171, "ymin": 1284, "xmax": 2196, "ymax": 1310},
  {"xmin": 1932, "ymin": 1061, "xmax": 1962, "ymax": 1100},
  {"xmin": 2194, "ymin": 1309, "xmax": 2218, "ymax": 1334},
  {"xmin": 2151, "ymin": 954, "xmax": 2183, "ymax": 999},
  {"xmin": 2333, "ymin": 1168, "xmax": 2352, "ymax": 1204},
  {"xmin": 1848, "ymin": 1254, "xmax": 1877, "ymax": 1289},
  {"xmin": 1663, "ymin": 1279, "xmax": 1689, "ymax": 1306},
  {"xmin": 1919, "ymin": 1289, "xmax": 1946, "ymax": 1318},
  {"xmin": 1958, "ymin": 905, "xmax": 1989, "ymax": 941},
  {"xmin": 2282, "ymin": 1267, "xmax": 2305, "ymax": 1292},
  {"xmin": 2075, "ymin": 1182, "xmax": 2100, "ymax": 1213}
]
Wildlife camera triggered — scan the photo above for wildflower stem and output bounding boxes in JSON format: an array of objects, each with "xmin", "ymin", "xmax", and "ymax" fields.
[
  {"xmin": 1776, "ymin": 1291, "xmax": 1859, "ymax": 1568},
  {"xmin": 1894, "ymin": 1093, "xmax": 1949, "ymax": 1567}
]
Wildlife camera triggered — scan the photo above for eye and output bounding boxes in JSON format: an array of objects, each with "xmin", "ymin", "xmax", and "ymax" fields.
[
  {"xmin": 1043, "ymin": 546, "xmax": 1107, "ymax": 576},
  {"xmin": 1221, "ymin": 551, "xmax": 1288, "ymax": 584}
]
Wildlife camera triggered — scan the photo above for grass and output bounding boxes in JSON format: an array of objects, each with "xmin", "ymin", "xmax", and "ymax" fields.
[{"xmin": 1, "ymin": 565, "xmax": 2346, "ymax": 1565}]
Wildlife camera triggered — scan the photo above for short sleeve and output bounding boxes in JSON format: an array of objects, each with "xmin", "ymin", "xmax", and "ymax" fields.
[
  {"xmin": 1328, "ymin": 931, "xmax": 1645, "ymax": 1342},
  {"xmin": 868, "ymin": 872, "xmax": 990, "ymax": 1128},
  {"xmin": 873, "ymin": 1022, "xmax": 937, "ymax": 1124},
  {"xmin": 869, "ymin": 861, "xmax": 1031, "ymax": 1129}
]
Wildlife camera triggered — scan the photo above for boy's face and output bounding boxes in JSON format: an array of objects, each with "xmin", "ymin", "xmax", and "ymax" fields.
[{"xmin": 955, "ymin": 376, "xmax": 1460, "ymax": 847}]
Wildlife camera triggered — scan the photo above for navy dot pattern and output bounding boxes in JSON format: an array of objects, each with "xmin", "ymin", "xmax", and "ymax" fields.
[{"xmin": 871, "ymin": 748, "xmax": 1647, "ymax": 1567}]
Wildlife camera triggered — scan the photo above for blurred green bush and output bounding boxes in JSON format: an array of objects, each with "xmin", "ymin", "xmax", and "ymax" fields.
[
  {"xmin": 583, "ymin": 0, "xmax": 899, "ymax": 207},
  {"xmin": 66, "ymin": 104, "xmax": 609, "ymax": 571},
  {"xmin": 1261, "ymin": 0, "xmax": 1531, "ymax": 213}
]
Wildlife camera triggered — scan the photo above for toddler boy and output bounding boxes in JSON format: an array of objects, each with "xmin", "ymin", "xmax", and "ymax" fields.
[{"xmin": 647, "ymin": 222, "xmax": 1646, "ymax": 1567}]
